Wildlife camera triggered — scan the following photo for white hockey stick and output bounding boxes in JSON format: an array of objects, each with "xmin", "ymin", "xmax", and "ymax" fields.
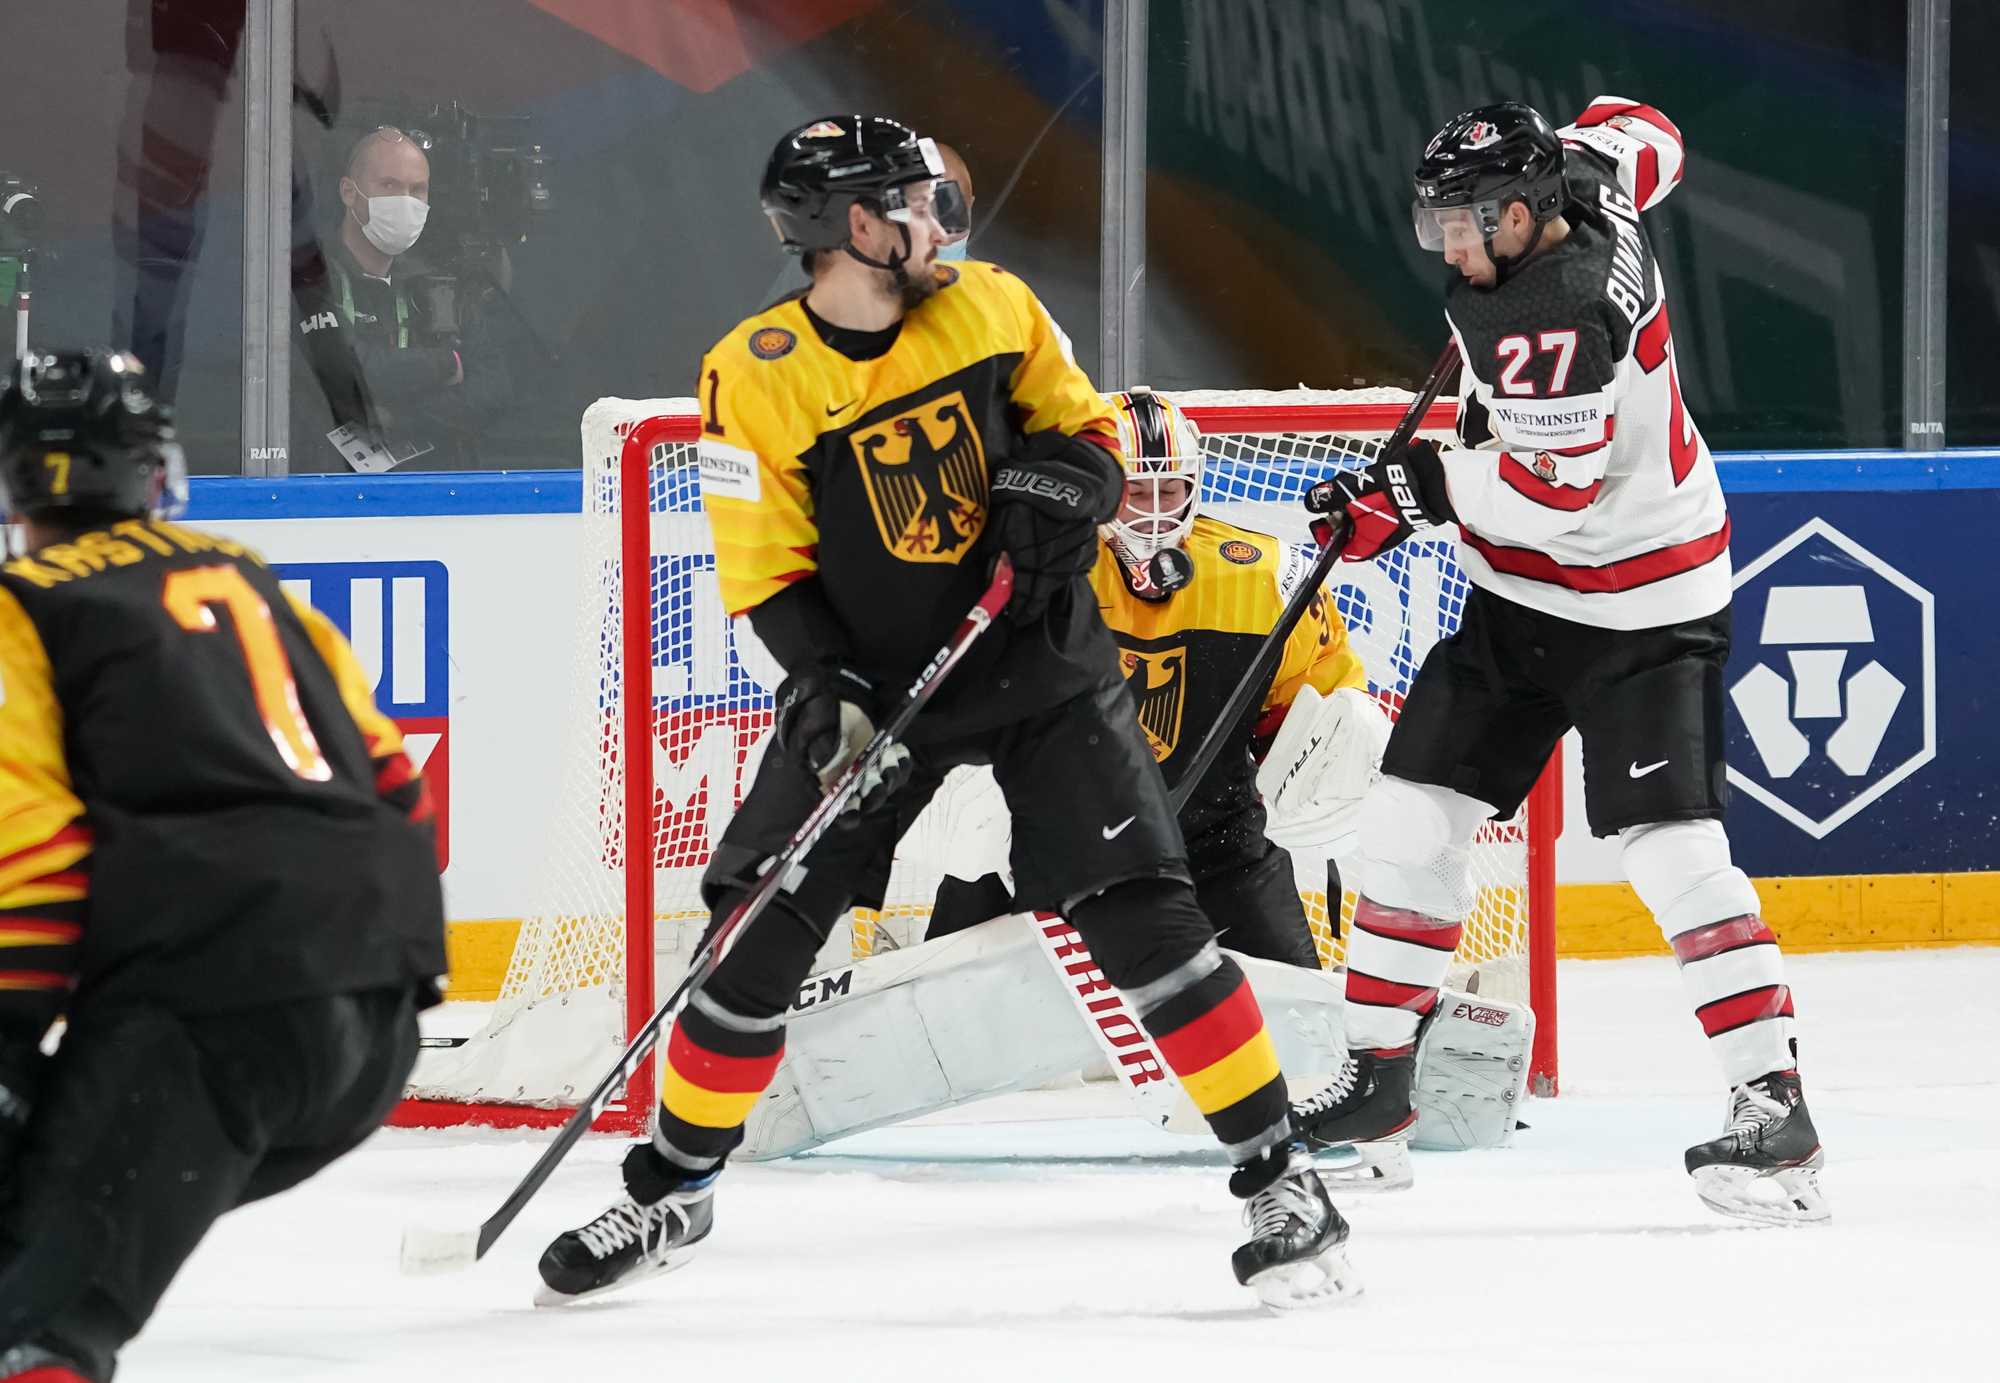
[{"xmin": 1028, "ymin": 911, "xmax": 1184, "ymax": 1125}]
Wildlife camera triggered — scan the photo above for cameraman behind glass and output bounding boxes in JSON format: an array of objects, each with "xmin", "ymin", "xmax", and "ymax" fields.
[{"xmin": 294, "ymin": 127, "xmax": 510, "ymax": 471}]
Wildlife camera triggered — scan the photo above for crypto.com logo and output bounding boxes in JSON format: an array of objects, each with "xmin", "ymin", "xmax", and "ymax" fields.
[{"xmin": 1725, "ymin": 520, "xmax": 1935, "ymax": 840}]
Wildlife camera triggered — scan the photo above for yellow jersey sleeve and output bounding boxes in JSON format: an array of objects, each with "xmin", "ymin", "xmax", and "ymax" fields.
[
  {"xmin": 1264, "ymin": 585, "xmax": 1367, "ymax": 717},
  {"xmin": 0, "ymin": 587, "xmax": 89, "ymax": 1025},
  {"xmin": 998, "ymin": 274, "xmax": 1120, "ymax": 446},
  {"xmin": 697, "ymin": 329, "xmax": 823, "ymax": 618}
]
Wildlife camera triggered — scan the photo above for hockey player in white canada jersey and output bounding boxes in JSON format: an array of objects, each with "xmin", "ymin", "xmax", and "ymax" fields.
[{"xmin": 1298, "ymin": 99, "xmax": 1828, "ymax": 1226}]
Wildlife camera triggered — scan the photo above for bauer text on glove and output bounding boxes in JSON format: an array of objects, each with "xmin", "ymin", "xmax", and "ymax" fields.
[
  {"xmin": 988, "ymin": 429, "xmax": 1122, "ymax": 621},
  {"xmin": 1305, "ymin": 438, "xmax": 1455, "ymax": 563}
]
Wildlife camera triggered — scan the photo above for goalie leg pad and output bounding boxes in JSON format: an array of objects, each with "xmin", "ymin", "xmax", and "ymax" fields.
[
  {"xmin": 737, "ymin": 916, "xmax": 1106, "ymax": 1159},
  {"xmin": 1410, "ymin": 988, "xmax": 1535, "ymax": 1151}
]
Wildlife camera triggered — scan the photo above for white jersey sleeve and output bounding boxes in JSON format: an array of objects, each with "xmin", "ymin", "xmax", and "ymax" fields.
[{"xmin": 1553, "ymin": 97, "xmax": 1688, "ymax": 212}]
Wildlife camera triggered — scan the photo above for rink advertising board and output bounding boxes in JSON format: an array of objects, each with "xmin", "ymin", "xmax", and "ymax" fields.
[
  {"xmin": 274, "ymin": 561, "xmax": 451, "ymax": 869},
  {"xmin": 1712, "ymin": 455, "xmax": 2000, "ymax": 877}
]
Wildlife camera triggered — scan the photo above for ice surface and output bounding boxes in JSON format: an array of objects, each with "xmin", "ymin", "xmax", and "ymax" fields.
[{"xmin": 124, "ymin": 950, "xmax": 1999, "ymax": 1380}]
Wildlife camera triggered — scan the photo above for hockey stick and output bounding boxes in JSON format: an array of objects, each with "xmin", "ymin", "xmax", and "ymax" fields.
[
  {"xmin": 1166, "ymin": 340, "xmax": 1463, "ymax": 814},
  {"xmin": 400, "ymin": 557, "xmax": 1017, "ymax": 1276},
  {"xmin": 1027, "ymin": 911, "xmax": 1185, "ymax": 1125}
]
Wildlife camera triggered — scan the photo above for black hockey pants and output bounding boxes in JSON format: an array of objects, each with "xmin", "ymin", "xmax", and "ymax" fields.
[
  {"xmin": 0, "ymin": 987, "xmax": 421, "ymax": 1381},
  {"xmin": 928, "ymin": 838, "xmax": 1324, "ymax": 971}
]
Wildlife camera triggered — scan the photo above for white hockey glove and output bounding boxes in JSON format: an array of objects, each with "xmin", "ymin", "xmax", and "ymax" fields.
[{"xmin": 1256, "ymin": 685, "xmax": 1391, "ymax": 863}]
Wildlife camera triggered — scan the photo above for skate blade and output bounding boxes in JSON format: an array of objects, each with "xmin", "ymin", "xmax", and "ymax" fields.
[
  {"xmin": 400, "ymin": 1225, "xmax": 480, "ymax": 1276},
  {"xmin": 1316, "ymin": 1139, "xmax": 1414, "ymax": 1195},
  {"xmin": 1249, "ymin": 1243, "xmax": 1364, "ymax": 1312},
  {"xmin": 532, "ymin": 1244, "xmax": 699, "ymax": 1307},
  {"xmin": 1692, "ymin": 1162, "xmax": 1831, "ymax": 1227}
]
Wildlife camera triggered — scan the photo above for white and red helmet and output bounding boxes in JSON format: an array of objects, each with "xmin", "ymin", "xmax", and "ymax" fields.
[{"xmin": 1103, "ymin": 390, "xmax": 1203, "ymax": 572}]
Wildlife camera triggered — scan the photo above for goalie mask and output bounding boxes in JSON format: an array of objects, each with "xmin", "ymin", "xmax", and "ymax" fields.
[
  {"xmin": 0, "ymin": 349, "xmax": 187, "ymax": 524},
  {"xmin": 1104, "ymin": 391, "xmax": 1202, "ymax": 596}
]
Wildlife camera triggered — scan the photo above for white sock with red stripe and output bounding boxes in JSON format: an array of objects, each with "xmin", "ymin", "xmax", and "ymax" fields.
[
  {"xmin": 1623, "ymin": 820, "xmax": 1794, "ymax": 1084},
  {"xmin": 1342, "ymin": 896, "xmax": 1462, "ymax": 1049},
  {"xmin": 1343, "ymin": 778, "xmax": 1491, "ymax": 1049}
]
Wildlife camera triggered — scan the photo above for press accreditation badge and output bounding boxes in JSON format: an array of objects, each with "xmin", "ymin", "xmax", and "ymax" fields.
[{"xmin": 328, "ymin": 424, "xmax": 433, "ymax": 475}]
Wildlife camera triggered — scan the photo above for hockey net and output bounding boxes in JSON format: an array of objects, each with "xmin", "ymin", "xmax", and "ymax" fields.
[{"xmin": 401, "ymin": 392, "xmax": 1558, "ymax": 1128}]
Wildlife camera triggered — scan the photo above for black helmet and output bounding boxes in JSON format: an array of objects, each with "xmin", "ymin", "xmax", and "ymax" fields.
[
  {"xmin": 760, "ymin": 116, "xmax": 965, "ymax": 254},
  {"xmin": 1412, "ymin": 103, "xmax": 1566, "ymax": 277},
  {"xmin": 0, "ymin": 349, "xmax": 186, "ymax": 522}
]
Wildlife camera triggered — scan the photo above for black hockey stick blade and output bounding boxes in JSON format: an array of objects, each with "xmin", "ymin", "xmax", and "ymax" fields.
[
  {"xmin": 398, "ymin": 557, "xmax": 1017, "ymax": 1277},
  {"xmin": 1165, "ymin": 341, "xmax": 1463, "ymax": 814}
]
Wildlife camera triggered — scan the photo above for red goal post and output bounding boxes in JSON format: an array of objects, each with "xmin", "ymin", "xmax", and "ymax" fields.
[{"xmin": 391, "ymin": 395, "xmax": 1560, "ymax": 1132}]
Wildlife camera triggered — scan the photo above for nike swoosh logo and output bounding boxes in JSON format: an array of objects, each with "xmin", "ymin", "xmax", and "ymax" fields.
[
  {"xmin": 1102, "ymin": 815, "xmax": 1136, "ymax": 840},
  {"xmin": 826, "ymin": 400, "xmax": 856, "ymax": 416},
  {"xmin": 1629, "ymin": 759, "xmax": 1669, "ymax": 779}
]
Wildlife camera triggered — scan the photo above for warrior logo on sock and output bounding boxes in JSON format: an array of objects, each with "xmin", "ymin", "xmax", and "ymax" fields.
[
  {"xmin": 1123, "ymin": 646, "xmax": 1186, "ymax": 762},
  {"xmin": 852, "ymin": 391, "xmax": 988, "ymax": 563}
]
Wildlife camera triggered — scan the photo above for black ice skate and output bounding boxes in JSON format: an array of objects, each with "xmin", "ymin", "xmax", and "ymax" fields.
[
  {"xmin": 1684, "ymin": 1069, "xmax": 1829, "ymax": 1227},
  {"xmin": 1230, "ymin": 1146, "xmax": 1362, "ymax": 1310},
  {"xmin": 535, "ymin": 1149, "xmax": 718, "ymax": 1305},
  {"xmin": 1291, "ymin": 1045, "xmax": 1417, "ymax": 1193}
]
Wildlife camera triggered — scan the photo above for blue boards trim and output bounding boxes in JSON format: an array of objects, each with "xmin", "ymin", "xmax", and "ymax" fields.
[{"xmin": 182, "ymin": 450, "xmax": 2000, "ymax": 521}]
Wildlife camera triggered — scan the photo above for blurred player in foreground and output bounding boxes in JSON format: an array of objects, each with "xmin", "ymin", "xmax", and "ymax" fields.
[
  {"xmin": 0, "ymin": 351, "xmax": 446, "ymax": 1382},
  {"xmin": 537, "ymin": 116, "xmax": 1357, "ymax": 1311},
  {"xmin": 1307, "ymin": 99, "xmax": 1826, "ymax": 1225}
]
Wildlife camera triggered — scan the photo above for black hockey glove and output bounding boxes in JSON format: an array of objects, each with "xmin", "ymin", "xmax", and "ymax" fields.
[
  {"xmin": 1304, "ymin": 438, "xmax": 1456, "ymax": 563},
  {"xmin": 988, "ymin": 429, "xmax": 1122, "ymax": 622},
  {"xmin": 0, "ymin": 1037, "xmax": 47, "ymax": 1185},
  {"xmin": 773, "ymin": 661, "xmax": 911, "ymax": 818}
]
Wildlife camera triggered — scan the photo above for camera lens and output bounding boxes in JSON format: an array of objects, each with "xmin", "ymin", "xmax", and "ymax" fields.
[{"xmin": 1, "ymin": 188, "xmax": 41, "ymax": 239}]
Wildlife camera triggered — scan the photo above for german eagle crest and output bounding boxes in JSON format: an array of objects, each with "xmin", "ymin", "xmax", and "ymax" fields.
[
  {"xmin": 852, "ymin": 393, "xmax": 988, "ymax": 563},
  {"xmin": 1122, "ymin": 645, "xmax": 1186, "ymax": 763}
]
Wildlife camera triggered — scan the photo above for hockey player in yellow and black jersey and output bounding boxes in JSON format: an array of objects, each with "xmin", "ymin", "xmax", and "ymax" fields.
[
  {"xmin": 1090, "ymin": 391, "xmax": 1385, "ymax": 969},
  {"xmin": 926, "ymin": 391, "xmax": 1388, "ymax": 970},
  {"xmin": 0, "ymin": 352, "xmax": 444, "ymax": 1383},
  {"xmin": 538, "ymin": 117, "xmax": 1358, "ymax": 1311}
]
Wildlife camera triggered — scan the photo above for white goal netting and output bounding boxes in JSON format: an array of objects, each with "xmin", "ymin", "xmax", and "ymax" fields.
[{"xmin": 409, "ymin": 391, "xmax": 1537, "ymax": 1111}]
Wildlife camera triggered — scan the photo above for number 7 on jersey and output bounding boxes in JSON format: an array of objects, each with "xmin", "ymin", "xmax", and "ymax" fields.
[{"xmin": 162, "ymin": 565, "xmax": 332, "ymax": 781}]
